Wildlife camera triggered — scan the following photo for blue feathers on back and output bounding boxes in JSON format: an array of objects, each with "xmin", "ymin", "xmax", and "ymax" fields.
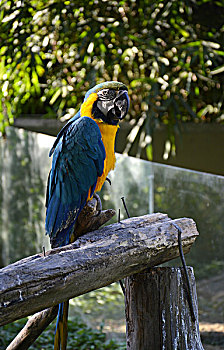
[{"xmin": 45, "ymin": 116, "xmax": 105, "ymax": 247}]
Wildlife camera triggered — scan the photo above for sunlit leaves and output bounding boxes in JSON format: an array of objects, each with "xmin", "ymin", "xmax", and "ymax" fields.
[
  {"xmin": 0, "ymin": 0, "xmax": 223, "ymax": 145},
  {"xmin": 49, "ymin": 88, "xmax": 61, "ymax": 105}
]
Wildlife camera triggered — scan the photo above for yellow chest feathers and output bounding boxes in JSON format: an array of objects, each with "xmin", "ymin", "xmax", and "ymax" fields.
[{"xmin": 80, "ymin": 93, "xmax": 119, "ymax": 192}]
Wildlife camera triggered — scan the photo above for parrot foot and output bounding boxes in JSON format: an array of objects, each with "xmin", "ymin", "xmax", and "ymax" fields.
[{"xmin": 93, "ymin": 193, "xmax": 102, "ymax": 216}]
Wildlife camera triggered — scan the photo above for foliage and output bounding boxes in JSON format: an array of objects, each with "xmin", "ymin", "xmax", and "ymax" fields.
[
  {"xmin": 0, "ymin": 316, "xmax": 125, "ymax": 350},
  {"xmin": 1, "ymin": 0, "xmax": 224, "ymax": 151},
  {"xmin": 70, "ymin": 283, "xmax": 125, "ymax": 324}
]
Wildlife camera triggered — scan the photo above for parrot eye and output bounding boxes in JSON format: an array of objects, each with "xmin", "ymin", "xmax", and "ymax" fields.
[{"xmin": 97, "ymin": 89, "xmax": 116, "ymax": 101}]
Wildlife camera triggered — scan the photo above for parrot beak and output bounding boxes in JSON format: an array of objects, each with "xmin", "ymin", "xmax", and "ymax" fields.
[
  {"xmin": 114, "ymin": 90, "xmax": 129, "ymax": 120},
  {"xmin": 93, "ymin": 87, "xmax": 129, "ymax": 125},
  {"xmin": 107, "ymin": 90, "xmax": 129, "ymax": 122}
]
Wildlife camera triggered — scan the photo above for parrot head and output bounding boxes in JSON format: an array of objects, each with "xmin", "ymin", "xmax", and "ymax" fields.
[{"xmin": 84, "ymin": 81, "xmax": 129, "ymax": 125}]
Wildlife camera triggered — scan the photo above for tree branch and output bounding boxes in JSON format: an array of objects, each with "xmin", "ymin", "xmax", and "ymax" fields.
[{"xmin": 6, "ymin": 306, "xmax": 58, "ymax": 350}]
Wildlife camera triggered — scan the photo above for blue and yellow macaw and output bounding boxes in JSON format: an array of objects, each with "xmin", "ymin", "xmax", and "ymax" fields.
[{"xmin": 45, "ymin": 81, "xmax": 129, "ymax": 349}]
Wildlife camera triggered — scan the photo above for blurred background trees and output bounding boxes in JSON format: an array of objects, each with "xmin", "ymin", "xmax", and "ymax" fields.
[{"xmin": 1, "ymin": 0, "xmax": 224, "ymax": 155}]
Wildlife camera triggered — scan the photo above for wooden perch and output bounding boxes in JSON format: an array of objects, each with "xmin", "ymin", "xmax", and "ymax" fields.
[
  {"xmin": 125, "ymin": 267, "xmax": 204, "ymax": 350},
  {"xmin": 0, "ymin": 213, "xmax": 199, "ymax": 327}
]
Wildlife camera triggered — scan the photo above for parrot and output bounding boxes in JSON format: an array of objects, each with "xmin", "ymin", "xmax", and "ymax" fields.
[{"xmin": 45, "ymin": 81, "xmax": 129, "ymax": 349}]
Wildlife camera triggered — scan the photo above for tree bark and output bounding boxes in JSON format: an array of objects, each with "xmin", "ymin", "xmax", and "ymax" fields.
[
  {"xmin": 125, "ymin": 267, "xmax": 204, "ymax": 350},
  {"xmin": 0, "ymin": 213, "xmax": 199, "ymax": 326}
]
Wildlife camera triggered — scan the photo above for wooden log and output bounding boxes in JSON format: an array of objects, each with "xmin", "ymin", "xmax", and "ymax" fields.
[
  {"xmin": 125, "ymin": 267, "xmax": 204, "ymax": 350},
  {"xmin": 0, "ymin": 213, "xmax": 199, "ymax": 326}
]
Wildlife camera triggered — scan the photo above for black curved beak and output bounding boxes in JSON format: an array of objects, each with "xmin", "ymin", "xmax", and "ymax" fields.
[
  {"xmin": 107, "ymin": 90, "xmax": 129, "ymax": 122},
  {"xmin": 114, "ymin": 90, "xmax": 129, "ymax": 120}
]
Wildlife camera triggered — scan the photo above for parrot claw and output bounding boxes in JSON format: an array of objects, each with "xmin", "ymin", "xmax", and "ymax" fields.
[
  {"xmin": 94, "ymin": 209, "xmax": 101, "ymax": 217},
  {"xmin": 106, "ymin": 177, "xmax": 112, "ymax": 185},
  {"xmin": 93, "ymin": 193, "xmax": 102, "ymax": 216}
]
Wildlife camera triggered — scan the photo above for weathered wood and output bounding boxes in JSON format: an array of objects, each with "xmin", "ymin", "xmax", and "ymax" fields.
[
  {"xmin": 5, "ymin": 197, "xmax": 115, "ymax": 350},
  {"xmin": 0, "ymin": 213, "xmax": 199, "ymax": 326},
  {"xmin": 53, "ymin": 195, "xmax": 116, "ymax": 246},
  {"xmin": 6, "ymin": 306, "xmax": 58, "ymax": 350},
  {"xmin": 125, "ymin": 267, "xmax": 204, "ymax": 350}
]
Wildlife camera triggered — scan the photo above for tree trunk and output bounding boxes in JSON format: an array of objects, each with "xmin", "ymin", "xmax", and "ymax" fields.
[{"xmin": 125, "ymin": 267, "xmax": 204, "ymax": 350}]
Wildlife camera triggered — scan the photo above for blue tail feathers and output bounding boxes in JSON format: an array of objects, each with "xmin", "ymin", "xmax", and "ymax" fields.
[{"xmin": 54, "ymin": 301, "xmax": 69, "ymax": 350}]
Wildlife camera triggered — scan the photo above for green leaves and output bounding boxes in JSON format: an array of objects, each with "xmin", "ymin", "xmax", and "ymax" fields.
[
  {"xmin": 0, "ymin": 316, "xmax": 124, "ymax": 349},
  {"xmin": 0, "ymin": 0, "xmax": 223, "ymax": 152}
]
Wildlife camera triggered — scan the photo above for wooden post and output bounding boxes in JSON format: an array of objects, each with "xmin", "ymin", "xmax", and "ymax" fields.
[{"xmin": 125, "ymin": 267, "xmax": 204, "ymax": 350}]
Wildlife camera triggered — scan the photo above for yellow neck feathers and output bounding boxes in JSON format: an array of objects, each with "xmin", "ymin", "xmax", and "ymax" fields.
[
  {"xmin": 80, "ymin": 93, "xmax": 98, "ymax": 118},
  {"xmin": 80, "ymin": 93, "xmax": 119, "ymax": 194}
]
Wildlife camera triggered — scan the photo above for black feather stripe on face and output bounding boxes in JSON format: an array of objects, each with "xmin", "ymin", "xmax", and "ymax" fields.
[{"xmin": 97, "ymin": 89, "xmax": 116, "ymax": 101}]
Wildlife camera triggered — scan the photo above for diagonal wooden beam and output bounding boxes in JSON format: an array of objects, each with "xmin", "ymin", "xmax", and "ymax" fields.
[{"xmin": 0, "ymin": 213, "xmax": 199, "ymax": 327}]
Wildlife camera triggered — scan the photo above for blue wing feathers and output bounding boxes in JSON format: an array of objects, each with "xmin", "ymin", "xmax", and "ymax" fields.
[
  {"xmin": 45, "ymin": 116, "xmax": 105, "ymax": 247},
  {"xmin": 49, "ymin": 111, "xmax": 81, "ymax": 157},
  {"xmin": 45, "ymin": 196, "xmax": 60, "ymax": 232}
]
